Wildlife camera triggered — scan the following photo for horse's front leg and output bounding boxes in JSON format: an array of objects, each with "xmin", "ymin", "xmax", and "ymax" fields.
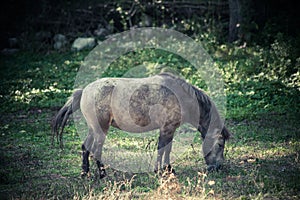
[
  {"xmin": 155, "ymin": 136, "xmax": 164, "ymax": 173},
  {"xmin": 155, "ymin": 127, "xmax": 176, "ymax": 174},
  {"xmin": 163, "ymin": 138, "xmax": 174, "ymax": 173}
]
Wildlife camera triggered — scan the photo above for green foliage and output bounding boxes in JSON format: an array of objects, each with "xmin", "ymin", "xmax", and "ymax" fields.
[
  {"xmin": 102, "ymin": 48, "xmax": 207, "ymax": 89},
  {"xmin": 0, "ymin": 51, "xmax": 89, "ymax": 113},
  {"xmin": 1, "ymin": 34, "xmax": 299, "ymax": 119},
  {"xmin": 210, "ymin": 34, "xmax": 300, "ymax": 120},
  {"xmin": 0, "ymin": 23, "xmax": 299, "ymax": 199}
]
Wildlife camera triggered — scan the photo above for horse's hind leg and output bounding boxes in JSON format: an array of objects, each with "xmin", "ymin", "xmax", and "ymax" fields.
[
  {"xmin": 95, "ymin": 133, "xmax": 107, "ymax": 179},
  {"xmin": 88, "ymin": 129, "xmax": 107, "ymax": 179},
  {"xmin": 81, "ymin": 132, "xmax": 93, "ymax": 177},
  {"xmin": 81, "ymin": 128, "xmax": 107, "ymax": 179},
  {"xmin": 81, "ymin": 130, "xmax": 107, "ymax": 179},
  {"xmin": 96, "ymin": 160, "xmax": 106, "ymax": 179},
  {"xmin": 81, "ymin": 144, "xmax": 90, "ymax": 177}
]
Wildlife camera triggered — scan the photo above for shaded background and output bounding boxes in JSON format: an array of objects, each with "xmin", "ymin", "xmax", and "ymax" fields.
[{"xmin": 1, "ymin": 0, "xmax": 299, "ymax": 49}]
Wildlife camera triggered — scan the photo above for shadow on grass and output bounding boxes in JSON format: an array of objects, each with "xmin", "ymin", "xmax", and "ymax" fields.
[{"xmin": 0, "ymin": 106, "xmax": 299, "ymax": 199}]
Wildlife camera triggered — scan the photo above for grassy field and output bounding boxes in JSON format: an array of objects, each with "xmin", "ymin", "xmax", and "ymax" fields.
[{"xmin": 0, "ymin": 49, "xmax": 299, "ymax": 199}]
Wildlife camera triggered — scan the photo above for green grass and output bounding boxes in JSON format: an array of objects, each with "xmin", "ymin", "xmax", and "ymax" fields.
[
  {"xmin": 0, "ymin": 111, "xmax": 299, "ymax": 199},
  {"xmin": 0, "ymin": 49, "xmax": 299, "ymax": 199}
]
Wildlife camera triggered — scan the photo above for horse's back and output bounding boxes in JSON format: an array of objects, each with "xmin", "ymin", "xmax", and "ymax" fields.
[{"xmin": 80, "ymin": 74, "xmax": 200, "ymax": 133}]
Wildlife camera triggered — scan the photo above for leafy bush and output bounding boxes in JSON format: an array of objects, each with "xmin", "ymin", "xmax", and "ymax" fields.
[{"xmin": 1, "ymin": 35, "xmax": 299, "ymax": 120}]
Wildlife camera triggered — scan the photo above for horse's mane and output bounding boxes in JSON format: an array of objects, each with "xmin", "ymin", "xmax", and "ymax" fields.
[
  {"xmin": 158, "ymin": 72, "xmax": 199, "ymax": 98},
  {"xmin": 159, "ymin": 72, "xmax": 211, "ymax": 133},
  {"xmin": 158, "ymin": 72, "xmax": 211, "ymax": 107},
  {"xmin": 158, "ymin": 72, "xmax": 230, "ymax": 140}
]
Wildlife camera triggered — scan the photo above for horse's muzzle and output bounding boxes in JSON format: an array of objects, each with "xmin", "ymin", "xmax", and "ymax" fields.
[{"xmin": 207, "ymin": 163, "xmax": 222, "ymax": 172}]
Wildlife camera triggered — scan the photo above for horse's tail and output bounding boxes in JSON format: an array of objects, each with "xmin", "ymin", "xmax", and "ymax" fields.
[{"xmin": 51, "ymin": 89, "xmax": 83, "ymax": 147}]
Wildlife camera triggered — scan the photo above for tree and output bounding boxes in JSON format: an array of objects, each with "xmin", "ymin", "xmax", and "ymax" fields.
[{"xmin": 228, "ymin": 0, "xmax": 241, "ymax": 42}]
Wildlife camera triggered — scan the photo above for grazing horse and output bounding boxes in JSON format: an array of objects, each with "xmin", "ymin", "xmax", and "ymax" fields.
[{"xmin": 52, "ymin": 72, "xmax": 231, "ymax": 178}]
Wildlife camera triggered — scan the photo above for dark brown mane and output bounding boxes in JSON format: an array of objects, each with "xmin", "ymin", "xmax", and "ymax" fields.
[
  {"xmin": 159, "ymin": 72, "xmax": 211, "ymax": 137},
  {"xmin": 159, "ymin": 72, "xmax": 230, "ymax": 140}
]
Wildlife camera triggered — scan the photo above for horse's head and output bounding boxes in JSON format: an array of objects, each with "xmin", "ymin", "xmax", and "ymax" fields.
[
  {"xmin": 190, "ymin": 82, "xmax": 232, "ymax": 171},
  {"xmin": 202, "ymin": 126, "xmax": 231, "ymax": 171}
]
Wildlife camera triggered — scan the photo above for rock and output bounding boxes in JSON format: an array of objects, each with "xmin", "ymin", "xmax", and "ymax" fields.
[
  {"xmin": 94, "ymin": 24, "xmax": 113, "ymax": 38},
  {"xmin": 1, "ymin": 48, "xmax": 19, "ymax": 55},
  {"xmin": 71, "ymin": 37, "xmax": 96, "ymax": 51},
  {"xmin": 35, "ymin": 31, "xmax": 52, "ymax": 41},
  {"xmin": 53, "ymin": 34, "xmax": 67, "ymax": 50},
  {"xmin": 94, "ymin": 28, "xmax": 109, "ymax": 38},
  {"xmin": 8, "ymin": 38, "xmax": 18, "ymax": 48},
  {"xmin": 139, "ymin": 14, "xmax": 152, "ymax": 27}
]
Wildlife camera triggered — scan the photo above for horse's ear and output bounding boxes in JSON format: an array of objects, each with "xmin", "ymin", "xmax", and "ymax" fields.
[{"xmin": 222, "ymin": 126, "xmax": 233, "ymax": 140}]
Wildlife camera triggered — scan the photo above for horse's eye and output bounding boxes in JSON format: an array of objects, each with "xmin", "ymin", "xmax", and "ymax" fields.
[{"xmin": 218, "ymin": 144, "xmax": 224, "ymax": 148}]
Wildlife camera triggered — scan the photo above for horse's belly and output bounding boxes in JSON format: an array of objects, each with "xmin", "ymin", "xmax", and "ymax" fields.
[
  {"xmin": 111, "ymin": 119, "xmax": 160, "ymax": 133},
  {"xmin": 110, "ymin": 81, "xmax": 182, "ymax": 133},
  {"xmin": 111, "ymin": 104, "xmax": 164, "ymax": 133}
]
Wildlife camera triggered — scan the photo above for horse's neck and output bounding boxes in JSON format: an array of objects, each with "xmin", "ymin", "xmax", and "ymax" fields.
[
  {"xmin": 197, "ymin": 97, "xmax": 223, "ymax": 139},
  {"xmin": 205, "ymin": 103, "xmax": 224, "ymax": 138},
  {"xmin": 197, "ymin": 107, "xmax": 210, "ymax": 139}
]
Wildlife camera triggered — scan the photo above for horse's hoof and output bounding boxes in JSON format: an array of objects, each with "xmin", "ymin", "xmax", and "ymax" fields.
[
  {"xmin": 96, "ymin": 161, "xmax": 106, "ymax": 179},
  {"xmin": 154, "ymin": 169, "xmax": 162, "ymax": 176},
  {"xmin": 154, "ymin": 165, "xmax": 176, "ymax": 175},
  {"xmin": 99, "ymin": 169, "xmax": 106, "ymax": 179},
  {"xmin": 207, "ymin": 165, "xmax": 215, "ymax": 172},
  {"xmin": 164, "ymin": 164, "xmax": 176, "ymax": 175},
  {"xmin": 81, "ymin": 171, "xmax": 91, "ymax": 178},
  {"xmin": 207, "ymin": 164, "xmax": 221, "ymax": 172}
]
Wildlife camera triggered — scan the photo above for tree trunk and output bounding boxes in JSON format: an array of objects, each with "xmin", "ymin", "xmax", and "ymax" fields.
[{"xmin": 228, "ymin": 0, "xmax": 241, "ymax": 42}]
